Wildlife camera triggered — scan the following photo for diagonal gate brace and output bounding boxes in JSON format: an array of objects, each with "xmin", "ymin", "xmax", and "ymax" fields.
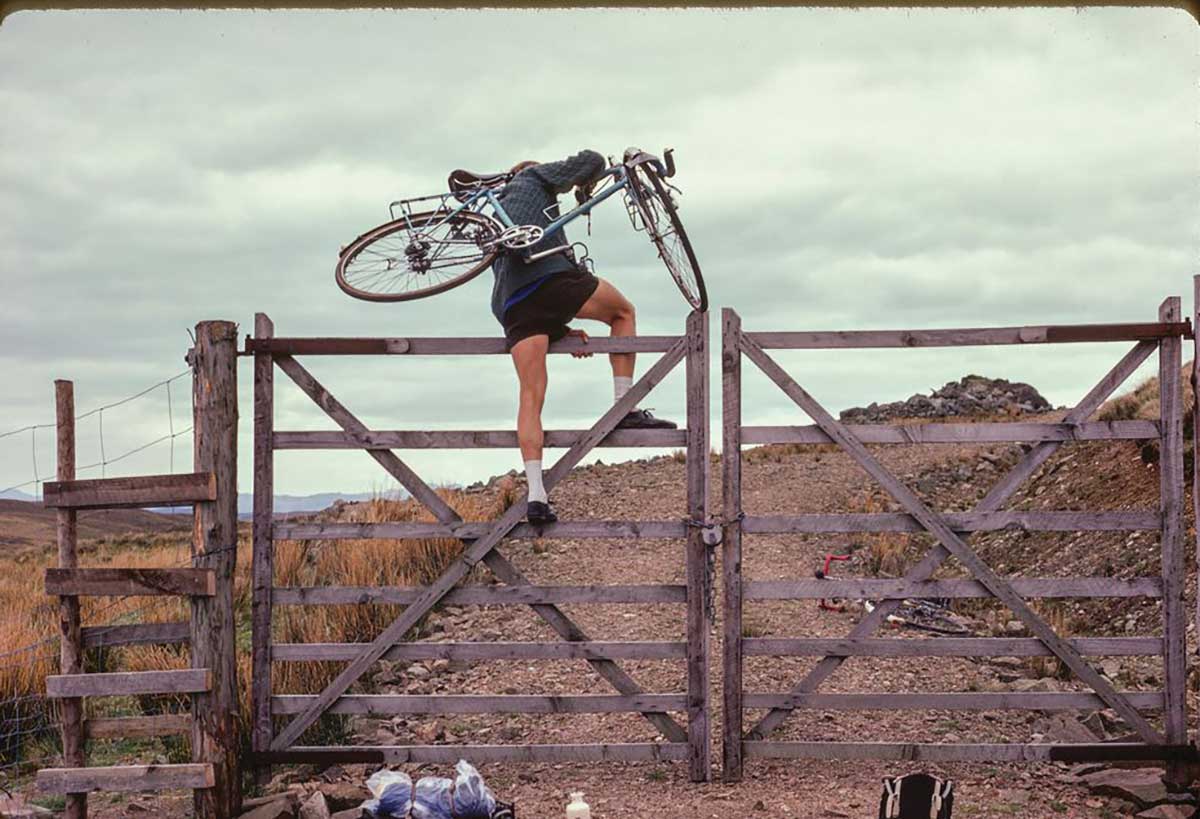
[
  {"xmin": 271, "ymin": 340, "xmax": 689, "ymax": 750},
  {"xmin": 740, "ymin": 335, "xmax": 1164, "ymax": 745}
]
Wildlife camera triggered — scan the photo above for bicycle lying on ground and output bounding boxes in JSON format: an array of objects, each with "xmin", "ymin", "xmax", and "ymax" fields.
[
  {"xmin": 815, "ymin": 552, "xmax": 974, "ymax": 636},
  {"xmin": 334, "ymin": 147, "xmax": 707, "ymax": 312}
]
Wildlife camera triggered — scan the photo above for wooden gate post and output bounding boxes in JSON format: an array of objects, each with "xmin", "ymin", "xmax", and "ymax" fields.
[
  {"xmin": 684, "ymin": 309, "xmax": 711, "ymax": 782},
  {"xmin": 1157, "ymin": 298, "xmax": 1189, "ymax": 786},
  {"xmin": 56, "ymin": 379, "xmax": 86, "ymax": 819},
  {"xmin": 251, "ymin": 313, "xmax": 274, "ymax": 788},
  {"xmin": 1193, "ymin": 276, "xmax": 1200, "ymax": 662},
  {"xmin": 191, "ymin": 321, "xmax": 241, "ymax": 818},
  {"xmin": 720, "ymin": 309, "xmax": 744, "ymax": 783}
]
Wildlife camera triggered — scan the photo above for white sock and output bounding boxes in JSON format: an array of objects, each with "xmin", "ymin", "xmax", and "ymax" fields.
[
  {"xmin": 524, "ymin": 459, "xmax": 547, "ymax": 503},
  {"xmin": 614, "ymin": 375, "xmax": 633, "ymax": 404}
]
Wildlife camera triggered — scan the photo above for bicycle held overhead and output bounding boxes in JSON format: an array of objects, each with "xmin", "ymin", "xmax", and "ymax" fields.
[{"xmin": 334, "ymin": 147, "xmax": 707, "ymax": 313}]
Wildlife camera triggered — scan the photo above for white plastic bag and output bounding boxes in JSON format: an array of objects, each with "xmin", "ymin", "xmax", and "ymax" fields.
[
  {"xmin": 451, "ymin": 760, "xmax": 497, "ymax": 818},
  {"xmin": 411, "ymin": 776, "xmax": 454, "ymax": 819},
  {"xmin": 361, "ymin": 769, "xmax": 414, "ymax": 818}
]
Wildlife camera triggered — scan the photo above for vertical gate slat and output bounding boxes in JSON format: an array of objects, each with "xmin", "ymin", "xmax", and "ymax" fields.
[
  {"xmin": 1157, "ymin": 297, "xmax": 1188, "ymax": 785},
  {"xmin": 685, "ymin": 309, "xmax": 711, "ymax": 782},
  {"xmin": 720, "ymin": 309, "xmax": 744, "ymax": 783},
  {"xmin": 251, "ymin": 313, "xmax": 275, "ymax": 787},
  {"xmin": 55, "ymin": 380, "xmax": 86, "ymax": 819}
]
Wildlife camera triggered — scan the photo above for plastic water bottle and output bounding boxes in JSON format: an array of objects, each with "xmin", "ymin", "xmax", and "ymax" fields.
[{"xmin": 565, "ymin": 791, "xmax": 591, "ymax": 819}]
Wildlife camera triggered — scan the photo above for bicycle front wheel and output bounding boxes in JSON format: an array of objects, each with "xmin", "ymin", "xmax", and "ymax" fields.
[
  {"xmin": 628, "ymin": 166, "xmax": 707, "ymax": 312},
  {"xmin": 335, "ymin": 210, "xmax": 501, "ymax": 302}
]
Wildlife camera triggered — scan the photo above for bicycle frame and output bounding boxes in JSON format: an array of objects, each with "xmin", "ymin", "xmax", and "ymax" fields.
[{"xmin": 387, "ymin": 159, "xmax": 664, "ymax": 248}]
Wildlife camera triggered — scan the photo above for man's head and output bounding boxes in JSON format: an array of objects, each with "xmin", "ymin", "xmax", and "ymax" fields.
[{"xmin": 510, "ymin": 160, "xmax": 539, "ymax": 175}]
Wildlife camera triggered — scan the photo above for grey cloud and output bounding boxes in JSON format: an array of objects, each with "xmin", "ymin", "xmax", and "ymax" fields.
[{"xmin": 1, "ymin": 7, "xmax": 1196, "ymax": 494}]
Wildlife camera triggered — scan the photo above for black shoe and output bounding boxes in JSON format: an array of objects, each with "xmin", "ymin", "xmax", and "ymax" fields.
[
  {"xmin": 616, "ymin": 408, "xmax": 677, "ymax": 429},
  {"xmin": 525, "ymin": 500, "xmax": 558, "ymax": 526}
]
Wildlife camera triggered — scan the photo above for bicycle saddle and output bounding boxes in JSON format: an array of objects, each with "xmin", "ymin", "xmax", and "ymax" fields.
[{"xmin": 448, "ymin": 168, "xmax": 512, "ymax": 201}]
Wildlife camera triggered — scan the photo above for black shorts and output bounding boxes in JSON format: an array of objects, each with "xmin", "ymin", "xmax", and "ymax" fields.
[{"xmin": 502, "ymin": 267, "xmax": 601, "ymax": 352}]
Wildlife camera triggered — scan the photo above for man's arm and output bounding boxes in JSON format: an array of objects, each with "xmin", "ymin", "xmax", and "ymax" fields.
[{"xmin": 530, "ymin": 149, "xmax": 606, "ymax": 195}]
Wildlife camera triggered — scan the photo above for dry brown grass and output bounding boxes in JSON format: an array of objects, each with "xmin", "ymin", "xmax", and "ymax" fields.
[
  {"xmin": 0, "ymin": 484, "xmax": 519, "ymax": 756},
  {"xmin": 849, "ymin": 490, "xmax": 912, "ymax": 577},
  {"xmin": 1097, "ymin": 361, "xmax": 1194, "ymax": 426},
  {"xmin": 1025, "ymin": 601, "xmax": 1073, "ymax": 681}
]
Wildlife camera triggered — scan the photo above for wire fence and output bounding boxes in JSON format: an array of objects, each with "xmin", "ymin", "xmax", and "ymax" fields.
[
  {"xmin": 0, "ymin": 368, "xmax": 205, "ymax": 784},
  {"xmin": 0, "ymin": 541, "xmax": 239, "ymax": 783},
  {"xmin": 0, "ymin": 369, "xmax": 194, "ymax": 502}
]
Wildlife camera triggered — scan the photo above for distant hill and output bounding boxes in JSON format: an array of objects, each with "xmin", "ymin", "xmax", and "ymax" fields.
[
  {"xmin": 0, "ymin": 498, "xmax": 188, "ymax": 551},
  {"xmin": 0, "ymin": 489, "xmax": 38, "ymax": 502},
  {"xmin": 235, "ymin": 492, "xmax": 383, "ymax": 519},
  {"xmin": 1, "ymin": 488, "xmax": 386, "ymax": 518}
]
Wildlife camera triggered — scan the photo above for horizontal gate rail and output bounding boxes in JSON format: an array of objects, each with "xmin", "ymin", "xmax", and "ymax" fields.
[
  {"xmin": 743, "ymin": 321, "xmax": 1192, "ymax": 349},
  {"xmin": 255, "ymin": 743, "xmax": 689, "ymax": 765},
  {"xmin": 273, "ymin": 428, "xmax": 686, "ymax": 449},
  {"xmin": 743, "ymin": 420, "xmax": 1160, "ymax": 445},
  {"xmin": 721, "ymin": 299, "xmax": 1195, "ymax": 782},
  {"xmin": 42, "ymin": 472, "xmax": 217, "ymax": 509},
  {"xmin": 47, "ymin": 669, "xmax": 211, "ymax": 698},
  {"xmin": 742, "ymin": 692, "xmax": 1164, "ymax": 710},
  {"xmin": 271, "ymin": 583, "xmax": 687, "ymax": 606},
  {"xmin": 272, "ymin": 694, "xmax": 688, "ymax": 715},
  {"xmin": 742, "ymin": 637, "xmax": 1162, "ymax": 657},
  {"xmin": 744, "ymin": 577, "xmax": 1162, "ymax": 599},
  {"xmin": 273, "ymin": 519, "xmax": 689, "ymax": 540},
  {"xmin": 243, "ymin": 335, "xmax": 680, "ymax": 356},
  {"xmin": 251, "ymin": 311, "xmax": 713, "ymax": 781},
  {"xmin": 46, "ymin": 568, "xmax": 216, "ymax": 597},
  {"xmin": 272, "ymin": 641, "xmax": 688, "ymax": 662},
  {"xmin": 742, "ymin": 743, "xmax": 1198, "ymax": 763},
  {"xmin": 81, "ymin": 621, "xmax": 191, "ymax": 648},
  {"xmin": 743, "ymin": 511, "xmax": 1160, "ymax": 534},
  {"xmin": 38, "ymin": 764, "xmax": 216, "ymax": 794},
  {"xmin": 83, "ymin": 714, "xmax": 193, "ymax": 740}
]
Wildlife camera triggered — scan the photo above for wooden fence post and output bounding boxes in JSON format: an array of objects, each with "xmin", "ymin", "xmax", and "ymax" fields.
[
  {"xmin": 1193, "ymin": 276, "xmax": 1200, "ymax": 659},
  {"xmin": 191, "ymin": 321, "xmax": 240, "ymax": 818},
  {"xmin": 1157, "ymin": 298, "xmax": 1189, "ymax": 786},
  {"xmin": 251, "ymin": 313, "xmax": 274, "ymax": 789},
  {"xmin": 684, "ymin": 309, "xmax": 711, "ymax": 782},
  {"xmin": 56, "ymin": 379, "xmax": 86, "ymax": 819},
  {"xmin": 721, "ymin": 308, "xmax": 744, "ymax": 783}
]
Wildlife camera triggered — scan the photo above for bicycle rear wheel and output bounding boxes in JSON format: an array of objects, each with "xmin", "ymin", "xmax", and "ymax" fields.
[
  {"xmin": 335, "ymin": 210, "xmax": 501, "ymax": 302},
  {"xmin": 628, "ymin": 165, "xmax": 707, "ymax": 312}
]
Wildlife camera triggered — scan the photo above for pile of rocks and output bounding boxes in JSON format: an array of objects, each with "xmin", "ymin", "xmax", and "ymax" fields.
[
  {"xmin": 840, "ymin": 375, "xmax": 1053, "ymax": 423},
  {"xmin": 238, "ymin": 780, "xmax": 371, "ymax": 819}
]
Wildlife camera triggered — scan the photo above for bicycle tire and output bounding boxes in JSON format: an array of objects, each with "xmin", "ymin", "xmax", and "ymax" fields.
[
  {"xmin": 335, "ymin": 210, "xmax": 501, "ymax": 302},
  {"xmin": 628, "ymin": 164, "xmax": 708, "ymax": 312}
]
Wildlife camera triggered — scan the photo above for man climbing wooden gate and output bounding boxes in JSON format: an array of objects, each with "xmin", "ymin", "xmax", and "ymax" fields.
[{"xmin": 35, "ymin": 286, "xmax": 1200, "ymax": 813}]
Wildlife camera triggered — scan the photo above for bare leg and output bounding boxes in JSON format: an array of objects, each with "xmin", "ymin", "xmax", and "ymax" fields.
[
  {"xmin": 510, "ymin": 334, "xmax": 549, "ymax": 462},
  {"xmin": 575, "ymin": 277, "xmax": 637, "ymax": 379}
]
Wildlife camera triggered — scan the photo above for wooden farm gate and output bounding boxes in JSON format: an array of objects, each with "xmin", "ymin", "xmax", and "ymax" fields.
[
  {"xmin": 719, "ymin": 295, "xmax": 1199, "ymax": 784},
  {"xmin": 246, "ymin": 311, "xmax": 713, "ymax": 780},
  {"xmin": 36, "ymin": 322, "xmax": 242, "ymax": 819}
]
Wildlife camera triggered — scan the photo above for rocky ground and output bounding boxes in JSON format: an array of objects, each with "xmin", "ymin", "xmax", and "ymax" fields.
[{"xmin": 16, "ymin": 398, "xmax": 1200, "ymax": 818}]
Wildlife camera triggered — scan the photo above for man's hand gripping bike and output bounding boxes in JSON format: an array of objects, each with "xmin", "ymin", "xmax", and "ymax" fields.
[{"xmin": 334, "ymin": 148, "xmax": 707, "ymax": 312}]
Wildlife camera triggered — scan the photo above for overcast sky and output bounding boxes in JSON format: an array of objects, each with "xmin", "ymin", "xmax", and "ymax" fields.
[{"xmin": 1, "ymin": 7, "xmax": 1196, "ymax": 497}]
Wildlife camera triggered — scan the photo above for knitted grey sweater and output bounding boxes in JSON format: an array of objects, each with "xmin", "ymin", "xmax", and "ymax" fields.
[{"xmin": 489, "ymin": 149, "xmax": 607, "ymax": 322}]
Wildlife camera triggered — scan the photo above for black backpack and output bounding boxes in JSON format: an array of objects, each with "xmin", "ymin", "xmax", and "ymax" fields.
[{"xmin": 878, "ymin": 773, "xmax": 953, "ymax": 819}]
